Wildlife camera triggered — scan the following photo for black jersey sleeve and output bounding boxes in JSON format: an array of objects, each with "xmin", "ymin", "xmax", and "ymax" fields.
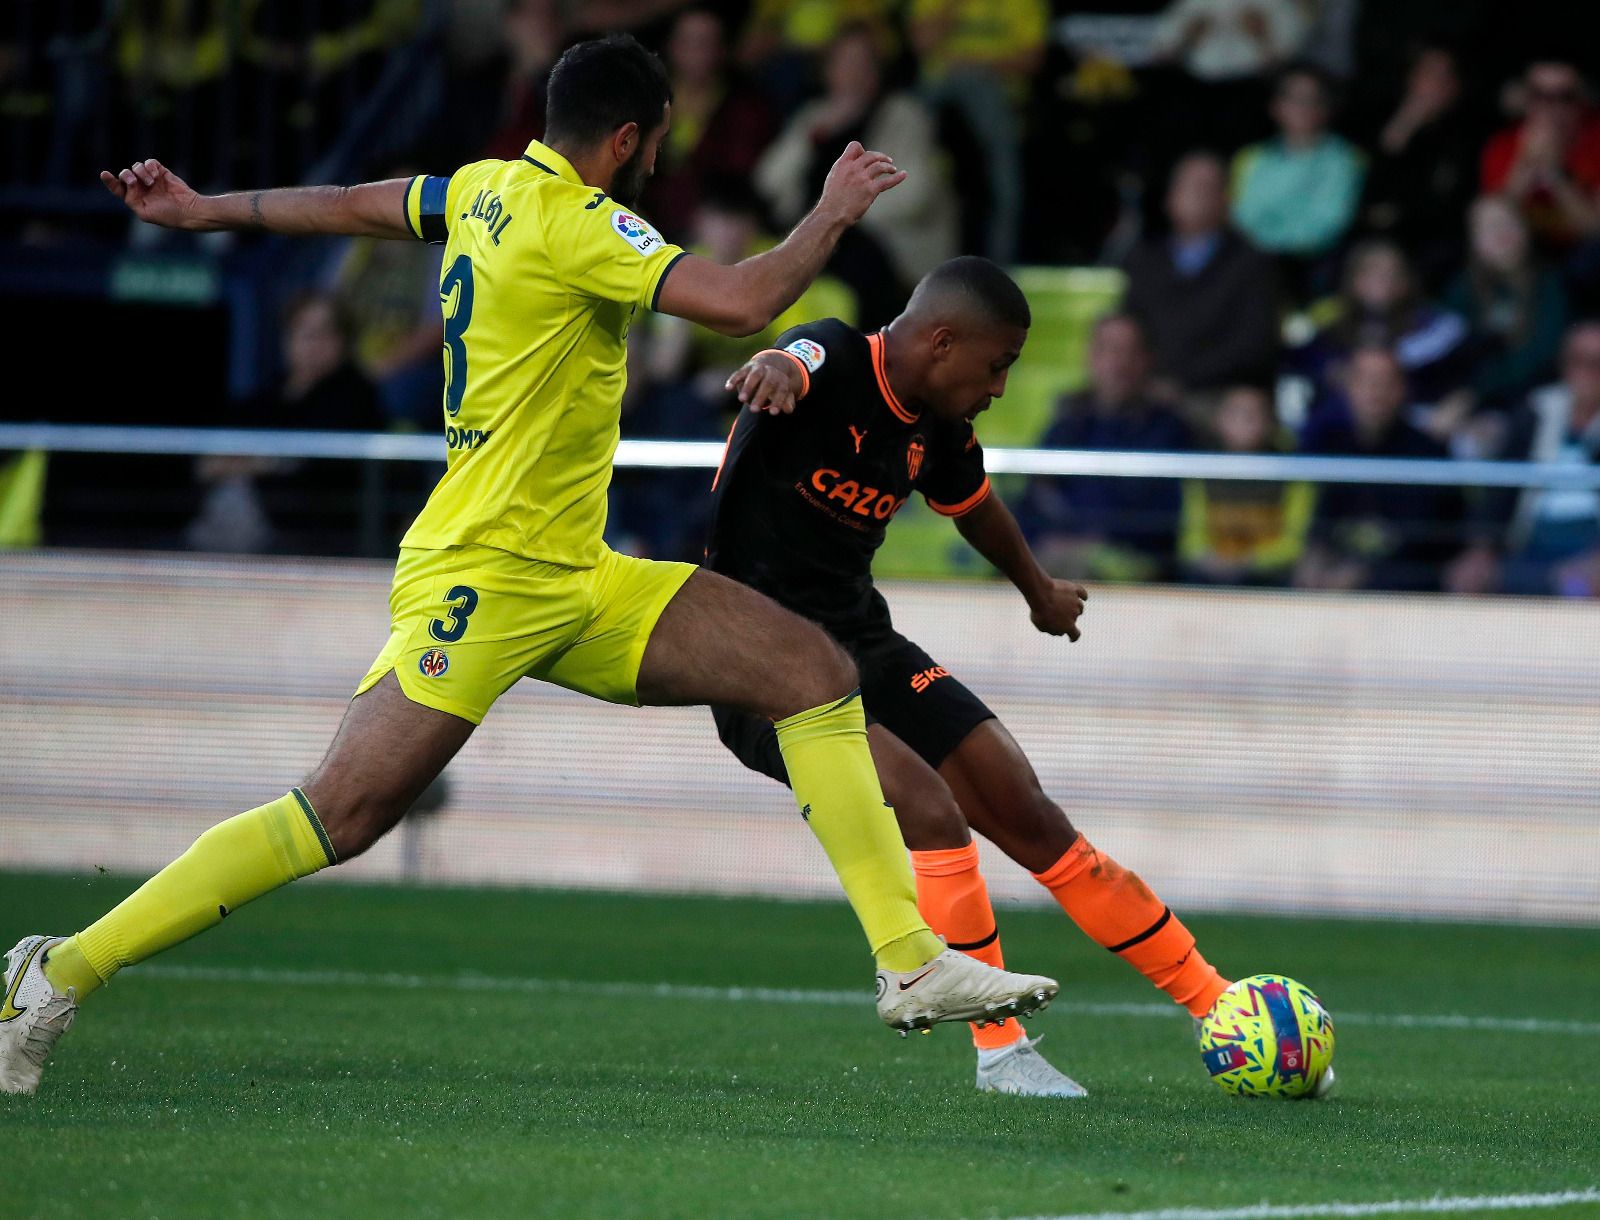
[
  {"xmin": 918, "ymin": 423, "xmax": 992, "ymax": 517},
  {"xmin": 764, "ymin": 318, "xmax": 860, "ymax": 409}
]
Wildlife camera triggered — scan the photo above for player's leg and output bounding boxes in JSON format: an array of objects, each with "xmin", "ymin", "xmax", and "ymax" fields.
[
  {"xmin": 863, "ymin": 723, "xmax": 1083, "ymax": 1095},
  {"xmin": 865, "ymin": 725, "xmax": 1017, "ymax": 1044},
  {"xmin": 938, "ymin": 719, "xmax": 1230, "ymax": 1019},
  {"xmin": 41, "ymin": 673, "xmax": 472, "ymax": 1000},
  {"xmin": 636, "ymin": 569, "xmax": 940, "ymax": 971},
  {"xmin": 629, "ymin": 566, "xmax": 1057, "ymax": 1028},
  {"xmin": 2, "ymin": 675, "xmax": 472, "ymax": 1094}
]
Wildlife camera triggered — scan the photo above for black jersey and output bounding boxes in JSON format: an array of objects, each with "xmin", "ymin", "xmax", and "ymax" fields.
[{"xmin": 705, "ymin": 318, "xmax": 991, "ymax": 634}]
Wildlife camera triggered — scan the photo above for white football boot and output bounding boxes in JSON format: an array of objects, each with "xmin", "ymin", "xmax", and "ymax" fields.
[
  {"xmin": 976, "ymin": 1035, "xmax": 1088, "ymax": 1098},
  {"xmin": 876, "ymin": 948, "xmax": 1057, "ymax": 1033},
  {"xmin": 0, "ymin": 936, "xmax": 78, "ymax": 1095}
]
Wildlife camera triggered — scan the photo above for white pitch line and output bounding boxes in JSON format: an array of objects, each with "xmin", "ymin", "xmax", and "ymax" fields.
[
  {"xmin": 135, "ymin": 964, "xmax": 1600, "ymax": 1036},
  {"xmin": 1007, "ymin": 1189, "xmax": 1600, "ymax": 1220}
]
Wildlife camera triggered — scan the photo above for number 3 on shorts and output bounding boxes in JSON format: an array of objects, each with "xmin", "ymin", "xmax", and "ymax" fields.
[{"xmin": 429, "ymin": 585, "xmax": 479, "ymax": 643}]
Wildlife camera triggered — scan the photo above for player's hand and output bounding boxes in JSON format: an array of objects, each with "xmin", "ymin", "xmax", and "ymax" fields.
[
  {"xmin": 726, "ymin": 356, "xmax": 800, "ymax": 415},
  {"xmin": 1029, "ymin": 579, "xmax": 1088, "ymax": 641},
  {"xmin": 99, "ymin": 159, "xmax": 205, "ymax": 230},
  {"xmin": 818, "ymin": 141, "xmax": 906, "ymax": 226}
]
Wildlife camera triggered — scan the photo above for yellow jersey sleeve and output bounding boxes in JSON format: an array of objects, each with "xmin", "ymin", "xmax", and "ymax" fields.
[{"xmin": 549, "ymin": 200, "xmax": 688, "ymax": 312}]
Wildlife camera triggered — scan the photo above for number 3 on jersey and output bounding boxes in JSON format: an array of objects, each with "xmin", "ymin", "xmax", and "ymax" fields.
[
  {"xmin": 429, "ymin": 584, "xmax": 479, "ymax": 643},
  {"xmin": 441, "ymin": 255, "xmax": 474, "ymax": 417}
]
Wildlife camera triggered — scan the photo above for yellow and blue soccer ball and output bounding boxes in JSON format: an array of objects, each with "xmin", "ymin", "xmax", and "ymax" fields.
[{"xmin": 1199, "ymin": 974, "xmax": 1335, "ymax": 1099}]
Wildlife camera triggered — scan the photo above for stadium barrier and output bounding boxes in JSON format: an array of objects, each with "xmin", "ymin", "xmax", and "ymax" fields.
[{"xmin": 1, "ymin": 429, "xmax": 1596, "ymax": 926}]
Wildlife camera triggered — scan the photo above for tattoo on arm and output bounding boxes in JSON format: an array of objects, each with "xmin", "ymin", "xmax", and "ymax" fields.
[{"xmin": 248, "ymin": 192, "xmax": 265, "ymax": 230}]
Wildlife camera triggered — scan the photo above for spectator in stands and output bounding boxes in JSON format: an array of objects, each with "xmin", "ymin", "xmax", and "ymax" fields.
[
  {"xmin": 641, "ymin": 7, "xmax": 774, "ymax": 242},
  {"xmin": 1231, "ymin": 65, "xmax": 1364, "ymax": 290},
  {"xmin": 1151, "ymin": 0, "xmax": 1309, "ymax": 85},
  {"xmin": 910, "ymin": 0, "xmax": 1048, "ymax": 264},
  {"xmin": 1443, "ymin": 194, "xmax": 1568, "ymax": 418},
  {"xmin": 737, "ymin": 0, "xmax": 897, "ymax": 116},
  {"xmin": 476, "ymin": 0, "xmax": 566, "ymax": 161},
  {"xmin": 1179, "ymin": 384, "xmax": 1313, "ymax": 586},
  {"xmin": 1296, "ymin": 345, "xmax": 1464, "ymax": 592},
  {"xmin": 1294, "ymin": 240, "xmax": 1471, "ymax": 441},
  {"xmin": 113, "ymin": 0, "xmax": 237, "ymax": 186},
  {"xmin": 187, "ymin": 294, "xmax": 382, "ymax": 555},
  {"xmin": 1139, "ymin": 0, "xmax": 1310, "ymax": 160},
  {"xmin": 1014, "ymin": 313, "xmax": 1194, "ymax": 583},
  {"xmin": 1359, "ymin": 43, "xmax": 1480, "ymax": 289},
  {"xmin": 1480, "ymin": 60, "xmax": 1600, "ymax": 253},
  {"xmin": 755, "ymin": 22, "xmax": 956, "ymax": 290},
  {"xmin": 1122, "ymin": 151, "xmax": 1279, "ymax": 400},
  {"xmin": 332, "ymin": 224, "xmax": 445, "ymax": 431},
  {"xmin": 1447, "ymin": 320, "xmax": 1600, "ymax": 598}
]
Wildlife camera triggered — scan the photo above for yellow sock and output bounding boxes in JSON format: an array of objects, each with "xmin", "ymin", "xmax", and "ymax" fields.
[
  {"xmin": 43, "ymin": 790, "xmax": 334, "ymax": 1000},
  {"xmin": 774, "ymin": 692, "xmax": 943, "ymax": 973}
]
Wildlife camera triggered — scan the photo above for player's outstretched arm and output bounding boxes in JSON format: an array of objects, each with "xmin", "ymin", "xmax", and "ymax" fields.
[
  {"xmin": 725, "ymin": 350, "xmax": 806, "ymax": 415},
  {"xmin": 655, "ymin": 141, "xmax": 905, "ymax": 337},
  {"xmin": 100, "ymin": 159, "xmax": 412, "ymax": 239},
  {"xmin": 955, "ymin": 494, "xmax": 1088, "ymax": 642}
]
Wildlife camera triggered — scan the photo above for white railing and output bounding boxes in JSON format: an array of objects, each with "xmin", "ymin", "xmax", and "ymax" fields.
[{"xmin": 3, "ymin": 423, "xmax": 1598, "ymax": 489}]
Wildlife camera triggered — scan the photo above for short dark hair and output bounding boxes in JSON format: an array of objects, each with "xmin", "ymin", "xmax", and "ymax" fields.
[
  {"xmin": 546, "ymin": 34, "xmax": 672, "ymax": 147},
  {"xmin": 917, "ymin": 256, "xmax": 1031, "ymax": 330}
]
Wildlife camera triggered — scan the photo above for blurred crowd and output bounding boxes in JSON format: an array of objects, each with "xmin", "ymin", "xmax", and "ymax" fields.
[{"xmin": 3, "ymin": 0, "xmax": 1599, "ymax": 597}]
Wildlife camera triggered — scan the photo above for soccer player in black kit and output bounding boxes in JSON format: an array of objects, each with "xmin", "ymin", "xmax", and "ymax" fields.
[{"xmin": 708, "ymin": 258, "xmax": 1236, "ymax": 1098}]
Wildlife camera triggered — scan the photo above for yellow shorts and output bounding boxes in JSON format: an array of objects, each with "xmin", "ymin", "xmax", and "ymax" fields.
[{"xmin": 354, "ymin": 544, "xmax": 697, "ymax": 724}]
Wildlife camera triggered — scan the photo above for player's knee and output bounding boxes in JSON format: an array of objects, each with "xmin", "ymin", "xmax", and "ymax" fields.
[
  {"xmin": 770, "ymin": 628, "xmax": 858, "ymax": 717},
  {"xmin": 895, "ymin": 785, "xmax": 970, "ymax": 852},
  {"xmin": 300, "ymin": 780, "xmax": 408, "ymax": 861},
  {"xmin": 1023, "ymin": 786, "xmax": 1078, "ymax": 845}
]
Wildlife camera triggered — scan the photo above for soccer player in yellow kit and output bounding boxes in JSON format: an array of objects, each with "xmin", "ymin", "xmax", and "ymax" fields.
[{"xmin": 0, "ymin": 35, "xmax": 1056, "ymax": 1096}]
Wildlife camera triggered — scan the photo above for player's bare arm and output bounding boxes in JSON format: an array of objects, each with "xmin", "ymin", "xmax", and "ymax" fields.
[
  {"xmin": 100, "ymin": 158, "xmax": 412, "ymax": 239},
  {"xmin": 725, "ymin": 350, "xmax": 806, "ymax": 415},
  {"xmin": 955, "ymin": 493, "xmax": 1088, "ymax": 641},
  {"xmin": 655, "ymin": 141, "xmax": 905, "ymax": 337}
]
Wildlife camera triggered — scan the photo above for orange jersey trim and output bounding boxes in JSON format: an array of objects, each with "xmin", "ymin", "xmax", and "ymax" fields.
[
  {"xmin": 757, "ymin": 348, "xmax": 811, "ymax": 399},
  {"xmin": 866, "ymin": 332, "xmax": 918, "ymax": 424},
  {"xmin": 926, "ymin": 476, "xmax": 992, "ymax": 517},
  {"xmin": 710, "ymin": 413, "xmax": 740, "ymax": 492}
]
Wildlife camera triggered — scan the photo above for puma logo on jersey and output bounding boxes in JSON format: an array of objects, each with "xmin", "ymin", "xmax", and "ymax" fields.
[
  {"xmin": 849, "ymin": 426, "xmax": 868, "ymax": 454},
  {"xmin": 910, "ymin": 665, "xmax": 951, "ymax": 693}
]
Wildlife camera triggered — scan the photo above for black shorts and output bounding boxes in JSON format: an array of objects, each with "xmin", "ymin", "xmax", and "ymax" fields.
[{"xmin": 712, "ymin": 623, "xmax": 996, "ymax": 787}]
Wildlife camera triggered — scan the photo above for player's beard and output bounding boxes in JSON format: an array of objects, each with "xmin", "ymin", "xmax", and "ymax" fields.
[{"xmin": 610, "ymin": 145, "xmax": 650, "ymax": 208}]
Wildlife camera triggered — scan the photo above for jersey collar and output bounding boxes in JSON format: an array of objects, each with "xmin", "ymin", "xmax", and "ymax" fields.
[
  {"xmin": 521, "ymin": 138, "xmax": 581, "ymax": 184},
  {"xmin": 867, "ymin": 332, "xmax": 918, "ymax": 424}
]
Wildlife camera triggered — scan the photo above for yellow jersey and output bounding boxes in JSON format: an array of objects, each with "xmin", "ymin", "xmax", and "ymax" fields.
[{"xmin": 398, "ymin": 138, "xmax": 687, "ymax": 568}]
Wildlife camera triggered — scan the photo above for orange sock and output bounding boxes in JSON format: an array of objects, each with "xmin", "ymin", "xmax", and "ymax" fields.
[
  {"xmin": 1033, "ymin": 835, "xmax": 1229, "ymax": 1018},
  {"xmin": 910, "ymin": 844, "xmax": 1025, "ymax": 1050}
]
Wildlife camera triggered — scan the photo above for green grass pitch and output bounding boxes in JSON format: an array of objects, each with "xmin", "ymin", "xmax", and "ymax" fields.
[{"xmin": 4, "ymin": 871, "xmax": 1598, "ymax": 1220}]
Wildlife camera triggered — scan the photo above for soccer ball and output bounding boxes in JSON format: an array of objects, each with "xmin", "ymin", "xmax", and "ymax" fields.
[{"xmin": 1198, "ymin": 974, "xmax": 1335, "ymax": 1099}]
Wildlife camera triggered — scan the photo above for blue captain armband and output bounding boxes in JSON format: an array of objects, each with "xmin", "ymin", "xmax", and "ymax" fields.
[{"xmin": 404, "ymin": 174, "xmax": 451, "ymax": 243}]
